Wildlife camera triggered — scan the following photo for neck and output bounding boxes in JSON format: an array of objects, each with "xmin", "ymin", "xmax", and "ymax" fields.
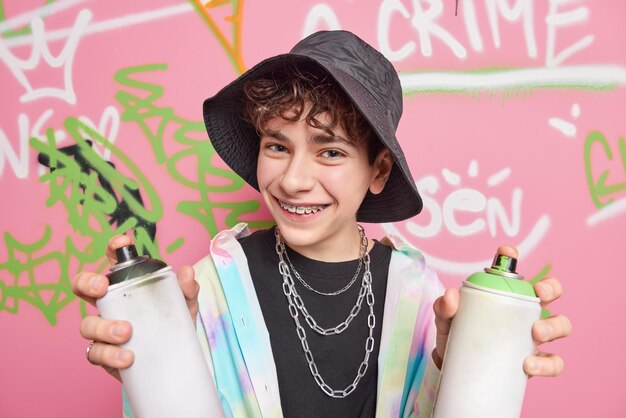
[{"xmin": 281, "ymin": 224, "xmax": 366, "ymax": 262}]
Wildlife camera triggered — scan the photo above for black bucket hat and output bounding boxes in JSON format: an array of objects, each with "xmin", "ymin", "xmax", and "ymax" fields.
[{"xmin": 202, "ymin": 30, "xmax": 422, "ymax": 223}]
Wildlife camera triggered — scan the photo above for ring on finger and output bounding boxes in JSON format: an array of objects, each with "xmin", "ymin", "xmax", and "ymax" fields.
[{"xmin": 86, "ymin": 340, "xmax": 98, "ymax": 365}]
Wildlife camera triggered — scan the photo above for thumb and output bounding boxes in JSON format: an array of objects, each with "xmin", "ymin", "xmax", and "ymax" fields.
[
  {"xmin": 433, "ymin": 288, "xmax": 460, "ymax": 364},
  {"xmin": 434, "ymin": 288, "xmax": 460, "ymax": 329},
  {"xmin": 177, "ymin": 265, "xmax": 200, "ymax": 322}
]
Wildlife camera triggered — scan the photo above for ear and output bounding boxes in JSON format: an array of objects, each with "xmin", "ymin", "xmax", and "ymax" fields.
[{"xmin": 369, "ymin": 148, "xmax": 394, "ymax": 195}]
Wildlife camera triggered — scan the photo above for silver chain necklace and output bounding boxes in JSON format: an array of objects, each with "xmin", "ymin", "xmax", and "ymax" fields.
[
  {"xmin": 275, "ymin": 228, "xmax": 376, "ymax": 398},
  {"xmin": 281, "ymin": 225, "xmax": 367, "ymax": 296}
]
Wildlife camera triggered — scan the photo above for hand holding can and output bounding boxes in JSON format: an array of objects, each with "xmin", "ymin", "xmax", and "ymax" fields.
[{"xmin": 433, "ymin": 253, "xmax": 540, "ymax": 418}]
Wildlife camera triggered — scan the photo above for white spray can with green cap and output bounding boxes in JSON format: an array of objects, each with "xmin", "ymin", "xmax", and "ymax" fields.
[{"xmin": 432, "ymin": 253, "xmax": 541, "ymax": 418}]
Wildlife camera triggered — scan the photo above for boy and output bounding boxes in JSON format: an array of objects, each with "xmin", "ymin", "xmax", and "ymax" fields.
[{"xmin": 74, "ymin": 30, "xmax": 570, "ymax": 417}]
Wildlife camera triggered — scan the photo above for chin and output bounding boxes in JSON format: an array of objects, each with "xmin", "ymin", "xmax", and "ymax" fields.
[{"xmin": 274, "ymin": 223, "xmax": 323, "ymax": 248}]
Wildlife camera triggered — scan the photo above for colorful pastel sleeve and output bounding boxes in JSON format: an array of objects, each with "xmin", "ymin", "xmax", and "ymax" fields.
[
  {"xmin": 403, "ymin": 267, "xmax": 444, "ymax": 418},
  {"xmin": 196, "ymin": 224, "xmax": 282, "ymax": 418},
  {"xmin": 194, "ymin": 251, "xmax": 258, "ymax": 418},
  {"xmin": 375, "ymin": 236, "xmax": 445, "ymax": 418},
  {"xmin": 411, "ymin": 355, "xmax": 441, "ymax": 417},
  {"xmin": 122, "ymin": 387, "xmax": 133, "ymax": 418}
]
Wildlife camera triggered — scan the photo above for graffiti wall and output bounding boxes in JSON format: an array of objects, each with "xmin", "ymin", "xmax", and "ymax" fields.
[{"xmin": 1, "ymin": 0, "xmax": 624, "ymax": 416}]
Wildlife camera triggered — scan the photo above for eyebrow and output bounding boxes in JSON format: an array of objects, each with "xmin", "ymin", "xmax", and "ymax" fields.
[{"xmin": 266, "ymin": 130, "xmax": 355, "ymax": 147}]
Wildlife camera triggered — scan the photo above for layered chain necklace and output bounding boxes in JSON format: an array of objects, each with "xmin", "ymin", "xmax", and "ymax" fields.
[
  {"xmin": 282, "ymin": 226, "xmax": 367, "ymax": 296},
  {"xmin": 274, "ymin": 227, "xmax": 376, "ymax": 398}
]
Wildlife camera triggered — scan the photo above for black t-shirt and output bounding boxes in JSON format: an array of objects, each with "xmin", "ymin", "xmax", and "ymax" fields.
[{"xmin": 238, "ymin": 228, "xmax": 391, "ymax": 418}]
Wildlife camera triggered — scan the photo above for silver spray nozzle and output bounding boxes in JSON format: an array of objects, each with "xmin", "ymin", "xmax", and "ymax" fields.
[
  {"xmin": 485, "ymin": 254, "xmax": 523, "ymax": 280},
  {"xmin": 106, "ymin": 245, "xmax": 167, "ymax": 285}
]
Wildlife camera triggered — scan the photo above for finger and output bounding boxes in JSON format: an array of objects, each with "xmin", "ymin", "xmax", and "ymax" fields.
[
  {"xmin": 496, "ymin": 245, "xmax": 518, "ymax": 259},
  {"xmin": 433, "ymin": 288, "xmax": 460, "ymax": 366},
  {"xmin": 433, "ymin": 288, "xmax": 460, "ymax": 336},
  {"xmin": 524, "ymin": 352, "xmax": 565, "ymax": 377},
  {"xmin": 87, "ymin": 341, "xmax": 134, "ymax": 371},
  {"xmin": 532, "ymin": 314, "xmax": 572, "ymax": 344},
  {"xmin": 80, "ymin": 315, "xmax": 133, "ymax": 345},
  {"xmin": 534, "ymin": 277, "xmax": 563, "ymax": 307},
  {"xmin": 177, "ymin": 265, "xmax": 199, "ymax": 321},
  {"xmin": 71, "ymin": 272, "xmax": 109, "ymax": 307},
  {"xmin": 106, "ymin": 234, "xmax": 134, "ymax": 265}
]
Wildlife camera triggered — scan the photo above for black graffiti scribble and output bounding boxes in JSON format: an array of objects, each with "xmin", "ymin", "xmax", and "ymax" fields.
[{"xmin": 37, "ymin": 139, "xmax": 157, "ymax": 240}]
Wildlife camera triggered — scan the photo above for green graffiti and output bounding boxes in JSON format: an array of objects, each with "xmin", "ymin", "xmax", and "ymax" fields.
[
  {"xmin": 166, "ymin": 237, "xmax": 185, "ymax": 254},
  {"xmin": 114, "ymin": 64, "xmax": 170, "ymax": 164},
  {"xmin": 528, "ymin": 263, "xmax": 552, "ymax": 319},
  {"xmin": 2, "ymin": 62, "xmax": 274, "ymax": 324},
  {"xmin": 0, "ymin": 219, "xmax": 132, "ymax": 325},
  {"xmin": 0, "ymin": 226, "xmax": 69, "ymax": 324},
  {"xmin": 0, "ymin": 0, "xmax": 56, "ymax": 39},
  {"xmin": 114, "ymin": 63, "xmax": 274, "ymax": 238},
  {"xmin": 0, "ymin": 111, "xmax": 166, "ymax": 323},
  {"xmin": 584, "ymin": 130, "xmax": 626, "ymax": 209},
  {"xmin": 31, "ymin": 118, "xmax": 164, "ymax": 259}
]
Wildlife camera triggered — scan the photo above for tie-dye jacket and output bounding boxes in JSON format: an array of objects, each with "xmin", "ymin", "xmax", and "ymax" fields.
[{"xmin": 123, "ymin": 223, "xmax": 444, "ymax": 417}]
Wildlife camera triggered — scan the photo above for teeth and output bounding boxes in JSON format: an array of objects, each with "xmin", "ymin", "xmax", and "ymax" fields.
[{"xmin": 279, "ymin": 201, "xmax": 326, "ymax": 214}]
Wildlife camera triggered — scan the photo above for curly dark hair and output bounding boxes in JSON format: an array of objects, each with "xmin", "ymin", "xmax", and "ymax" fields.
[{"xmin": 243, "ymin": 62, "xmax": 382, "ymax": 164}]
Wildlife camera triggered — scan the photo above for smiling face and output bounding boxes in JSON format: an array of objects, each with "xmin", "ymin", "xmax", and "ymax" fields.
[{"xmin": 257, "ymin": 109, "xmax": 392, "ymax": 261}]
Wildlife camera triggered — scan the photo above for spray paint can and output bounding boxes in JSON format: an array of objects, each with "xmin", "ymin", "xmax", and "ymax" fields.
[
  {"xmin": 432, "ymin": 254, "xmax": 541, "ymax": 418},
  {"xmin": 96, "ymin": 245, "xmax": 224, "ymax": 418}
]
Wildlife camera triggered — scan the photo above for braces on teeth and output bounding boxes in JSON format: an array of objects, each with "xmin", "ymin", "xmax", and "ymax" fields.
[{"xmin": 280, "ymin": 201, "xmax": 326, "ymax": 214}]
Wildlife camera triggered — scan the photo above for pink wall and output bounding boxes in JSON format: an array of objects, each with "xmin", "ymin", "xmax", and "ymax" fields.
[{"xmin": 1, "ymin": 0, "xmax": 624, "ymax": 416}]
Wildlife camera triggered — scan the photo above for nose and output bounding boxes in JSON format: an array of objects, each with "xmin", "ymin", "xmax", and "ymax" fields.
[{"xmin": 278, "ymin": 152, "xmax": 315, "ymax": 195}]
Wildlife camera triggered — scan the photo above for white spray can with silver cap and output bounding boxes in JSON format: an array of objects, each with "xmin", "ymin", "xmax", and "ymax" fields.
[
  {"xmin": 96, "ymin": 245, "xmax": 225, "ymax": 418},
  {"xmin": 432, "ymin": 253, "xmax": 541, "ymax": 418}
]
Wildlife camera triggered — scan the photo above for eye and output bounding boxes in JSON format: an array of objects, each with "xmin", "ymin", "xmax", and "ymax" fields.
[
  {"xmin": 267, "ymin": 143, "xmax": 288, "ymax": 153},
  {"xmin": 320, "ymin": 149, "xmax": 346, "ymax": 159}
]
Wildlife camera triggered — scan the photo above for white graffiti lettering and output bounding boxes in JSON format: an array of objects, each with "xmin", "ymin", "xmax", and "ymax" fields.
[
  {"xmin": 546, "ymin": 0, "xmax": 594, "ymax": 67},
  {"xmin": 394, "ymin": 215, "xmax": 550, "ymax": 276},
  {"xmin": 0, "ymin": 0, "xmax": 87, "ymax": 34},
  {"xmin": 77, "ymin": 106, "xmax": 120, "ymax": 162},
  {"xmin": 302, "ymin": 4, "xmax": 342, "ymax": 37},
  {"xmin": 376, "ymin": 0, "xmax": 594, "ymax": 66},
  {"xmin": 0, "ymin": 123, "xmax": 30, "ymax": 180},
  {"xmin": 0, "ymin": 9, "xmax": 91, "ymax": 104},
  {"xmin": 0, "ymin": 106, "xmax": 119, "ymax": 179},
  {"xmin": 406, "ymin": 175, "xmax": 523, "ymax": 238},
  {"xmin": 587, "ymin": 197, "xmax": 626, "ymax": 226},
  {"xmin": 2, "ymin": 4, "xmax": 194, "ymax": 48},
  {"xmin": 382, "ymin": 163, "xmax": 551, "ymax": 275},
  {"xmin": 378, "ymin": 0, "xmax": 415, "ymax": 60},
  {"xmin": 302, "ymin": 1, "xmax": 621, "ymax": 92},
  {"xmin": 487, "ymin": 188, "xmax": 522, "ymax": 236},
  {"xmin": 549, "ymin": 102, "xmax": 581, "ymax": 138},
  {"xmin": 379, "ymin": 0, "xmax": 467, "ymax": 59},
  {"xmin": 406, "ymin": 175, "xmax": 441, "ymax": 238},
  {"xmin": 485, "ymin": 0, "xmax": 537, "ymax": 57},
  {"xmin": 0, "ymin": 110, "xmax": 64, "ymax": 179},
  {"xmin": 462, "ymin": 0, "xmax": 484, "ymax": 51},
  {"xmin": 443, "ymin": 188, "xmax": 487, "ymax": 236}
]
